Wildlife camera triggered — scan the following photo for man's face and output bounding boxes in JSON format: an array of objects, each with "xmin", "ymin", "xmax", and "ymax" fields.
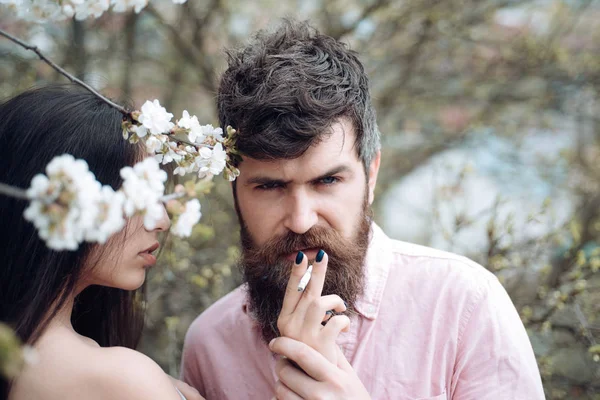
[{"xmin": 234, "ymin": 118, "xmax": 381, "ymax": 342}]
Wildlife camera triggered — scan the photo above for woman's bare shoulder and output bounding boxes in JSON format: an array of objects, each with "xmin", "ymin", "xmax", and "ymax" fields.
[
  {"xmin": 89, "ymin": 346, "xmax": 183, "ymax": 399},
  {"xmin": 11, "ymin": 329, "xmax": 181, "ymax": 400}
]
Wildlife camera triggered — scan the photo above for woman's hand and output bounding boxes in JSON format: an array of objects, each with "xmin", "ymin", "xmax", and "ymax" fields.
[{"xmin": 276, "ymin": 250, "xmax": 349, "ymax": 365}]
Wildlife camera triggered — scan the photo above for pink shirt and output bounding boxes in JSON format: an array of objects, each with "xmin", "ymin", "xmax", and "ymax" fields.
[{"xmin": 181, "ymin": 224, "xmax": 544, "ymax": 399}]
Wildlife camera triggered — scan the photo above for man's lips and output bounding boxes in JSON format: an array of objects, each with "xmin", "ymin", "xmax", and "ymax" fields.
[
  {"xmin": 139, "ymin": 242, "xmax": 159, "ymax": 266},
  {"xmin": 284, "ymin": 248, "xmax": 319, "ymax": 261}
]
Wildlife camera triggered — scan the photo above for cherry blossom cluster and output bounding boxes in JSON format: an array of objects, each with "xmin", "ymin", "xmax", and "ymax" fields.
[
  {"xmin": 124, "ymin": 99, "xmax": 240, "ymax": 182},
  {"xmin": 23, "ymin": 155, "xmax": 169, "ymax": 250},
  {"xmin": 20, "ymin": 97, "xmax": 241, "ymax": 250},
  {"xmin": 0, "ymin": 0, "xmax": 187, "ymax": 22},
  {"xmin": 0, "ymin": 0, "xmax": 242, "ymax": 252}
]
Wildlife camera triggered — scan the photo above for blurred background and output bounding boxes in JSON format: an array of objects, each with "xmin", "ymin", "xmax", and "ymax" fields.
[{"xmin": 1, "ymin": 0, "xmax": 600, "ymax": 398}]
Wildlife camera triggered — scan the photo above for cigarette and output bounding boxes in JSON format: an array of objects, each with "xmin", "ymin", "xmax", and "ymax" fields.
[{"xmin": 297, "ymin": 264, "xmax": 313, "ymax": 292}]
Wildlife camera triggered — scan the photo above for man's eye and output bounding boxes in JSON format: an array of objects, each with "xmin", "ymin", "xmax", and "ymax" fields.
[
  {"xmin": 319, "ymin": 176, "xmax": 339, "ymax": 185},
  {"xmin": 257, "ymin": 182, "xmax": 282, "ymax": 190}
]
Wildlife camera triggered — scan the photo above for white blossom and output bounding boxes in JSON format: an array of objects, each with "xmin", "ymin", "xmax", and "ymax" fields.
[
  {"xmin": 12, "ymin": 1, "xmax": 63, "ymax": 22},
  {"xmin": 132, "ymin": 124, "xmax": 149, "ymax": 139},
  {"xmin": 111, "ymin": 0, "xmax": 148, "ymax": 13},
  {"xmin": 2, "ymin": 0, "xmax": 187, "ymax": 22},
  {"xmin": 145, "ymin": 133, "xmax": 167, "ymax": 154},
  {"xmin": 169, "ymin": 145, "xmax": 198, "ymax": 176},
  {"xmin": 173, "ymin": 163, "xmax": 195, "ymax": 176},
  {"xmin": 23, "ymin": 155, "xmax": 101, "ymax": 251},
  {"xmin": 137, "ymin": 100, "xmax": 174, "ymax": 136},
  {"xmin": 61, "ymin": 3, "xmax": 74, "ymax": 17},
  {"xmin": 200, "ymin": 124, "xmax": 224, "ymax": 143},
  {"xmin": 120, "ymin": 157, "xmax": 167, "ymax": 230},
  {"xmin": 157, "ymin": 141, "xmax": 185, "ymax": 165},
  {"xmin": 143, "ymin": 201, "xmax": 166, "ymax": 230},
  {"xmin": 196, "ymin": 143, "xmax": 227, "ymax": 176},
  {"xmin": 26, "ymin": 174, "xmax": 58, "ymax": 203},
  {"xmin": 23, "ymin": 155, "xmax": 171, "ymax": 248},
  {"xmin": 225, "ymin": 166, "xmax": 240, "ymax": 182},
  {"xmin": 84, "ymin": 186, "xmax": 126, "ymax": 243},
  {"xmin": 178, "ymin": 113, "xmax": 223, "ymax": 144},
  {"xmin": 179, "ymin": 110, "xmax": 205, "ymax": 144},
  {"xmin": 171, "ymin": 199, "xmax": 201, "ymax": 237},
  {"xmin": 70, "ymin": 0, "xmax": 110, "ymax": 20}
]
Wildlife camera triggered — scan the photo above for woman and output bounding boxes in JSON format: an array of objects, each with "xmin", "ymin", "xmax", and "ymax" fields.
[
  {"xmin": 0, "ymin": 84, "xmax": 200, "ymax": 400},
  {"xmin": 0, "ymin": 85, "xmax": 349, "ymax": 400}
]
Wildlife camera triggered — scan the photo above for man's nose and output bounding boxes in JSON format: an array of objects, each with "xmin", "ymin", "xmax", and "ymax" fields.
[{"xmin": 283, "ymin": 190, "xmax": 318, "ymax": 235}]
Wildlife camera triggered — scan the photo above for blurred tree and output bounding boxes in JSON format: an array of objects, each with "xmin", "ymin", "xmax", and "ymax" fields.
[{"xmin": 1, "ymin": 0, "xmax": 599, "ymax": 397}]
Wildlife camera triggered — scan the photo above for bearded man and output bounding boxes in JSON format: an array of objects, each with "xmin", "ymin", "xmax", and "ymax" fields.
[{"xmin": 180, "ymin": 20, "xmax": 545, "ymax": 400}]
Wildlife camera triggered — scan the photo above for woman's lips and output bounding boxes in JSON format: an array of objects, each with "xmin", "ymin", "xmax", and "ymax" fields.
[
  {"xmin": 139, "ymin": 252, "xmax": 157, "ymax": 266},
  {"xmin": 139, "ymin": 242, "xmax": 159, "ymax": 266},
  {"xmin": 142, "ymin": 242, "xmax": 160, "ymax": 254}
]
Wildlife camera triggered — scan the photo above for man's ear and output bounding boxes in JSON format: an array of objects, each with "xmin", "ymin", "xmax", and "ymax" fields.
[{"xmin": 367, "ymin": 151, "xmax": 381, "ymax": 205}]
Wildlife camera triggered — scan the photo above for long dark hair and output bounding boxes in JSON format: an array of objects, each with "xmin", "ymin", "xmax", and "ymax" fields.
[{"xmin": 0, "ymin": 85, "xmax": 146, "ymax": 396}]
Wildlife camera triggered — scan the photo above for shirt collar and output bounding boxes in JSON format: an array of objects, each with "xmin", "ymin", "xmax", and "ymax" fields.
[{"xmin": 353, "ymin": 222, "xmax": 391, "ymax": 320}]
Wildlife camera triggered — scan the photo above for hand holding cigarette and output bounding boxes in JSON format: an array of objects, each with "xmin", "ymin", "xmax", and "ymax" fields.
[
  {"xmin": 275, "ymin": 249, "xmax": 349, "ymax": 366},
  {"xmin": 297, "ymin": 264, "xmax": 312, "ymax": 292}
]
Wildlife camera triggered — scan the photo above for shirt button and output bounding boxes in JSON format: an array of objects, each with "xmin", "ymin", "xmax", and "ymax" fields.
[{"xmin": 368, "ymin": 306, "xmax": 376, "ymax": 314}]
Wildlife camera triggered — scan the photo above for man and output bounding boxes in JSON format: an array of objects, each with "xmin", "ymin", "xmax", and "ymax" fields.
[{"xmin": 181, "ymin": 20, "xmax": 545, "ymax": 399}]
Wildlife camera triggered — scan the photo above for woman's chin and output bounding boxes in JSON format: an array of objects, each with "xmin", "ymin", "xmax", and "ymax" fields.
[{"xmin": 117, "ymin": 270, "xmax": 147, "ymax": 291}]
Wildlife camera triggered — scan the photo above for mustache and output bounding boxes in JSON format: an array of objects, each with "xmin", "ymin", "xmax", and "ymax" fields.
[{"xmin": 241, "ymin": 224, "xmax": 353, "ymax": 267}]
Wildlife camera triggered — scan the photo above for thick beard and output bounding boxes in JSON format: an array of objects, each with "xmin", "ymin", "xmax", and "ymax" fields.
[{"xmin": 237, "ymin": 195, "xmax": 372, "ymax": 344}]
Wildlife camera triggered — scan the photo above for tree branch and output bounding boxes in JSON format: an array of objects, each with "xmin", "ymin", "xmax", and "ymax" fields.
[
  {"xmin": 0, "ymin": 28, "xmax": 129, "ymax": 116},
  {"xmin": 575, "ymin": 303, "xmax": 597, "ymax": 346},
  {"xmin": 328, "ymin": 0, "xmax": 391, "ymax": 40},
  {"xmin": 166, "ymin": 134, "xmax": 200, "ymax": 148},
  {"xmin": 0, "ymin": 182, "xmax": 28, "ymax": 200},
  {"xmin": 377, "ymin": 16, "xmax": 433, "ymax": 118},
  {"xmin": 144, "ymin": 3, "xmax": 216, "ymax": 93},
  {"xmin": 122, "ymin": 11, "xmax": 140, "ymax": 100}
]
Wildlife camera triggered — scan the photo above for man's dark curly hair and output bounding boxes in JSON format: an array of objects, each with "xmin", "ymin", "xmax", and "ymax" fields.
[{"xmin": 217, "ymin": 19, "xmax": 380, "ymax": 170}]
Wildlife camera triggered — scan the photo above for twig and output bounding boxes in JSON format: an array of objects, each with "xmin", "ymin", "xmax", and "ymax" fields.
[
  {"xmin": 575, "ymin": 303, "xmax": 597, "ymax": 346},
  {"xmin": 160, "ymin": 191, "xmax": 185, "ymax": 202},
  {"xmin": 0, "ymin": 28, "xmax": 130, "ymax": 116},
  {"xmin": 0, "ymin": 29, "xmax": 218, "ymax": 154},
  {"xmin": 165, "ymin": 133, "xmax": 214, "ymax": 150},
  {"xmin": 168, "ymin": 135, "xmax": 196, "ymax": 148},
  {"xmin": 172, "ymin": 136, "xmax": 197, "ymax": 148},
  {"xmin": 0, "ymin": 182, "xmax": 28, "ymax": 200}
]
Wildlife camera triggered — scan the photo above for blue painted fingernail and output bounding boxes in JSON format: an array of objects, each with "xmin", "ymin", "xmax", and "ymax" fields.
[
  {"xmin": 343, "ymin": 301, "xmax": 348, "ymax": 308},
  {"xmin": 295, "ymin": 251, "xmax": 304, "ymax": 265},
  {"xmin": 316, "ymin": 249, "xmax": 325, "ymax": 262}
]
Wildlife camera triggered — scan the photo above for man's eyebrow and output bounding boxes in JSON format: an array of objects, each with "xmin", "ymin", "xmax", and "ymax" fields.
[
  {"xmin": 245, "ymin": 165, "xmax": 353, "ymax": 186},
  {"xmin": 245, "ymin": 176, "xmax": 291, "ymax": 186},
  {"xmin": 311, "ymin": 165, "xmax": 352, "ymax": 181}
]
